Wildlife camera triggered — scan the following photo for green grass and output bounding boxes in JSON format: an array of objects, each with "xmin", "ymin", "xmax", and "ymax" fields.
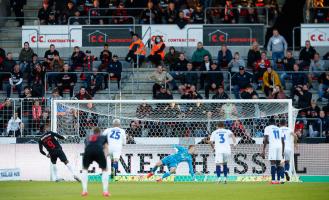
[{"xmin": 0, "ymin": 182, "xmax": 328, "ymax": 200}]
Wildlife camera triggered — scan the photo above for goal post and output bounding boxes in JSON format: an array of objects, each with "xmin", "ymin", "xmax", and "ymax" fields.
[{"xmin": 51, "ymin": 99, "xmax": 299, "ymax": 182}]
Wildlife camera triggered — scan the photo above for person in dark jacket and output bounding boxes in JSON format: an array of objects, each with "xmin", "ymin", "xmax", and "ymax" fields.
[
  {"xmin": 10, "ymin": 0, "xmax": 26, "ymax": 26},
  {"xmin": 205, "ymin": 63, "xmax": 223, "ymax": 99},
  {"xmin": 108, "ymin": 55, "xmax": 122, "ymax": 89},
  {"xmin": 318, "ymin": 72, "xmax": 329, "ymax": 102},
  {"xmin": 70, "ymin": 46, "xmax": 85, "ymax": 71},
  {"xmin": 290, "ymin": 64, "xmax": 308, "ymax": 98},
  {"xmin": 296, "ymin": 84, "xmax": 312, "ymax": 109},
  {"xmin": 179, "ymin": 63, "xmax": 198, "ymax": 94},
  {"xmin": 199, "ymin": 55, "xmax": 214, "ymax": 89},
  {"xmin": 0, "ymin": 52, "xmax": 16, "ymax": 90},
  {"xmin": 181, "ymin": 85, "xmax": 203, "ymax": 99},
  {"xmin": 18, "ymin": 42, "xmax": 34, "ymax": 73},
  {"xmin": 164, "ymin": 47, "xmax": 180, "ymax": 69},
  {"xmin": 247, "ymin": 41, "xmax": 261, "ymax": 69},
  {"xmin": 299, "ymin": 40, "xmax": 317, "ymax": 69},
  {"xmin": 280, "ymin": 51, "xmax": 296, "ymax": 89},
  {"xmin": 241, "ymin": 84, "xmax": 258, "ymax": 99},
  {"xmin": 85, "ymin": 68, "xmax": 103, "ymax": 97},
  {"xmin": 155, "ymin": 86, "xmax": 173, "ymax": 100},
  {"xmin": 38, "ymin": 1, "xmax": 52, "ymax": 25},
  {"xmin": 217, "ymin": 44, "xmax": 232, "ymax": 69},
  {"xmin": 56, "ymin": 64, "xmax": 77, "ymax": 97},
  {"xmin": 170, "ymin": 53, "xmax": 188, "ymax": 84},
  {"xmin": 232, "ymin": 66, "xmax": 253, "ymax": 99},
  {"xmin": 176, "ymin": 11, "xmax": 188, "ymax": 29},
  {"xmin": 100, "ymin": 44, "xmax": 112, "ymax": 65},
  {"xmin": 212, "ymin": 86, "xmax": 229, "ymax": 99}
]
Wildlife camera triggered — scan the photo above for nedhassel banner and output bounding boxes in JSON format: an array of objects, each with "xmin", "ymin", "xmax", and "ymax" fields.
[
  {"xmin": 0, "ymin": 144, "xmax": 328, "ymax": 181},
  {"xmin": 82, "ymin": 25, "xmax": 142, "ymax": 47},
  {"xmin": 22, "ymin": 25, "xmax": 82, "ymax": 48},
  {"xmin": 0, "ymin": 168, "xmax": 21, "ymax": 181},
  {"xmin": 301, "ymin": 24, "xmax": 329, "ymax": 47},
  {"xmin": 203, "ymin": 24, "xmax": 265, "ymax": 46}
]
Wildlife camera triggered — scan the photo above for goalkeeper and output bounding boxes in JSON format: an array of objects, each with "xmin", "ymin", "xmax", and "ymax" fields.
[{"xmin": 147, "ymin": 145, "xmax": 196, "ymax": 182}]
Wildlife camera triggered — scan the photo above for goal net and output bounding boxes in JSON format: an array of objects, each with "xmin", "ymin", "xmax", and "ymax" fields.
[{"xmin": 51, "ymin": 99, "xmax": 299, "ymax": 182}]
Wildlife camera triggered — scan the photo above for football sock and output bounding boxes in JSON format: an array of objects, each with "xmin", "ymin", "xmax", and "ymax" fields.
[
  {"xmin": 216, "ymin": 165, "xmax": 221, "ymax": 178},
  {"xmin": 223, "ymin": 164, "xmax": 228, "ymax": 178},
  {"xmin": 82, "ymin": 170, "xmax": 88, "ymax": 193},
  {"xmin": 276, "ymin": 165, "xmax": 282, "ymax": 181},
  {"xmin": 270, "ymin": 165, "xmax": 276, "ymax": 181},
  {"xmin": 65, "ymin": 163, "xmax": 75, "ymax": 176},
  {"xmin": 162, "ymin": 172, "xmax": 171, "ymax": 179},
  {"xmin": 151, "ymin": 166, "xmax": 159, "ymax": 173},
  {"xmin": 102, "ymin": 171, "xmax": 109, "ymax": 193},
  {"xmin": 285, "ymin": 163, "xmax": 290, "ymax": 172},
  {"xmin": 112, "ymin": 161, "xmax": 118, "ymax": 176},
  {"xmin": 51, "ymin": 164, "xmax": 58, "ymax": 181}
]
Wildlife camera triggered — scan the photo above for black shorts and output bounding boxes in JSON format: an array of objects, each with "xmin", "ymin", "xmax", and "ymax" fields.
[
  {"xmin": 83, "ymin": 147, "xmax": 107, "ymax": 170},
  {"xmin": 49, "ymin": 149, "xmax": 68, "ymax": 164}
]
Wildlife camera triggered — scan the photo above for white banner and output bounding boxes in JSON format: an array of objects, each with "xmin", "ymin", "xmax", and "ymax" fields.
[
  {"xmin": 0, "ymin": 168, "xmax": 21, "ymax": 181},
  {"xmin": 142, "ymin": 25, "xmax": 203, "ymax": 47},
  {"xmin": 301, "ymin": 24, "xmax": 329, "ymax": 47},
  {"xmin": 22, "ymin": 25, "xmax": 82, "ymax": 48}
]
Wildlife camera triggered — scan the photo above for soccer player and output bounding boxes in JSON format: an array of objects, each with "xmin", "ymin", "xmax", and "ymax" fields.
[
  {"xmin": 209, "ymin": 122, "xmax": 236, "ymax": 184},
  {"xmin": 81, "ymin": 127, "xmax": 109, "ymax": 197},
  {"xmin": 147, "ymin": 145, "xmax": 196, "ymax": 182},
  {"xmin": 279, "ymin": 119, "xmax": 296, "ymax": 182},
  {"xmin": 102, "ymin": 119, "xmax": 126, "ymax": 179},
  {"xmin": 261, "ymin": 118, "xmax": 285, "ymax": 184},
  {"xmin": 38, "ymin": 124, "xmax": 80, "ymax": 182}
]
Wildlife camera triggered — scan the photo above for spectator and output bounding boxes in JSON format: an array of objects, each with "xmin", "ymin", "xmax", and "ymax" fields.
[
  {"xmin": 164, "ymin": 2, "xmax": 177, "ymax": 24},
  {"xmin": 308, "ymin": 53, "xmax": 325, "ymax": 86},
  {"xmin": 318, "ymin": 72, "xmax": 329, "ymax": 102},
  {"xmin": 47, "ymin": 52, "xmax": 64, "ymax": 90},
  {"xmin": 47, "ymin": 12, "xmax": 58, "ymax": 25},
  {"xmin": 0, "ymin": 98, "xmax": 13, "ymax": 134},
  {"xmin": 217, "ymin": 44, "xmax": 233, "ymax": 69},
  {"xmin": 254, "ymin": 51, "xmax": 271, "ymax": 88},
  {"xmin": 199, "ymin": 55, "xmax": 213, "ymax": 89},
  {"xmin": 247, "ymin": 41, "xmax": 261, "ymax": 69},
  {"xmin": 10, "ymin": 0, "xmax": 26, "ymax": 26},
  {"xmin": 100, "ymin": 44, "xmax": 112, "ymax": 65},
  {"xmin": 84, "ymin": 50, "xmax": 97, "ymax": 72},
  {"xmin": 69, "ymin": 11, "xmax": 85, "ymax": 25},
  {"xmin": 232, "ymin": 120, "xmax": 247, "ymax": 137},
  {"xmin": 126, "ymin": 121, "xmax": 142, "ymax": 139},
  {"xmin": 172, "ymin": 53, "xmax": 188, "ymax": 72},
  {"xmin": 296, "ymin": 84, "xmax": 312, "ymax": 109},
  {"xmin": 176, "ymin": 11, "xmax": 188, "ymax": 29},
  {"xmin": 40, "ymin": 110, "xmax": 50, "ymax": 129},
  {"xmin": 280, "ymin": 51, "xmax": 296, "ymax": 89},
  {"xmin": 222, "ymin": 0, "xmax": 238, "ymax": 23},
  {"xmin": 85, "ymin": 68, "xmax": 103, "ymax": 97},
  {"xmin": 19, "ymin": 42, "xmax": 34, "ymax": 73},
  {"xmin": 148, "ymin": 36, "xmax": 165, "ymax": 66},
  {"xmin": 262, "ymin": 67, "xmax": 281, "ymax": 97},
  {"xmin": 30, "ymin": 63, "xmax": 45, "ymax": 97},
  {"xmin": 136, "ymin": 102, "xmax": 152, "ymax": 119},
  {"xmin": 181, "ymin": 85, "xmax": 203, "ymax": 99},
  {"xmin": 267, "ymin": 29, "xmax": 288, "ymax": 70},
  {"xmin": 228, "ymin": 52, "xmax": 245, "ymax": 76},
  {"xmin": 323, "ymin": 51, "xmax": 329, "ymax": 60},
  {"xmin": 205, "ymin": 63, "xmax": 223, "ymax": 99},
  {"xmin": 56, "ymin": 64, "xmax": 77, "ymax": 97},
  {"xmin": 179, "ymin": 63, "xmax": 198, "ymax": 93},
  {"xmin": 317, "ymin": 111, "xmax": 329, "ymax": 138},
  {"xmin": 28, "ymin": 53, "xmax": 40, "ymax": 85},
  {"xmin": 299, "ymin": 40, "xmax": 317, "ymax": 69},
  {"xmin": 269, "ymin": 85, "xmax": 286, "ymax": 99},
  {"xmin": 6, "ymin": 112, "xmax": 23, "ymax": 137},
  {"xmin": 126, "ymin": 34, "xmax": 146, "ymax": 68},
  {"xmin": 149, "ymin": 65, "xmax": 175, "ymax": 98},
  {"xmin": 38, "ymin": 1, "xmax": 52, "ymax": 25},
  {"xmin": 71, "ymin": 46, "xmax": 86, "ymax": 70},
  {"xmin": 21, "ymin": 86, "xmax": 33, "ymax": 98},
  {"xmin": 291, "ymin": 64, "xmax": 308, "ymax": 99},
  {"xmin": 108, "ymin": 55, "xmax": 122, "ymax": 89},
  {"xmin": 50, "ymin": 88, "xmax": 62, "ymax": 100},
  {"xmin": 44, "ymin": 44, "xmax": 59, "ymax": 64},
  {"xmin": 241, "ymin": 84, "xmax": 258, "ymax": 99},
  {"xmin": 155, "ymin": 85, "xmax": 173, "ymax": 100},
  {"xmin": 212, "ymin": 86, "xmax": 229, "ymax": 99},
  {"xmin": 61, "ymin": 1, "xmax": 76, "ymax": 24},
  {"xmin": 0, "ymin": 52, "xmax": 16, "ymax": 90},
  {"xmin": 192, "ymin": 5, "xmax": 205, "ymax": 23},
  {"xmin": 90, "ymin": 0, "xmax": 103, "ymax": 24},
  {"xmin": 191, "ymin": 42, "xmax": 212, "ymax": 69},
  {"xmin": 232, "ymin": 66, "xmax": 253, "ymax": 99},
  {"xmin": 140, "ymin": 1, "xmax": 162, "ymax": 24},
  {"xmin": 75, "ymin": 86, "xmax": 92, "ymax": 100},
  {"xmin": 307, "ymin": 100, "xmax": 320, "ymax": 119},
  {"xmin": 31, "ymin": 100, "xmax": 42, "ymax": 132},
  {"xmin": 112, "ymin": 2, "xmax": 131, "ymax": 24},
  {"xmin": 164, "ymin": 47, "xmax": 180, "ymax": 69},
  {"xmin": 7, "ymin": 64, "xmax": 23, "ymax": 98}
]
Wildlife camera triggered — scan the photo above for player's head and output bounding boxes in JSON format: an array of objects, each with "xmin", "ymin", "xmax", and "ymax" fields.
[
  {"xmin": 93, "ymin": 127, "xmax": 101, "ymax": 135},
  {"xmin": 280, "ymin": 119, "xmax": 287, "ymax": 127},
  {"xmin": 113, "ymin": 119, "xmax": 121, "ymax": 127},
  {"xmin": 40, "ymin": 124, "xmax": 46, "ymax": 132},
  {"xmin": 268, "ymin": 117, "xmax": 276, "ymax": 125},
  {"xmin": 188, "ymin": 145, "xmax": 196, "ymax": 154},
  {"xmin": 217, "ymin": 121, "xmax": 225, "ymax": 128}
]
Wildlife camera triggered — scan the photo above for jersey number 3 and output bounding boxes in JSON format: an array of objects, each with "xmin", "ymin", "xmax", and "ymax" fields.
[
  {"xmin": 110, "ymin": 130, "xmax": 120, "ymax": 140},
  {"xmin": 219, "ymin": 134, "xmax": 225, "ymax": 144}
]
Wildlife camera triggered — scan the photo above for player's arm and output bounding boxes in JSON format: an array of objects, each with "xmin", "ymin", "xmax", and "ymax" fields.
[
  {"xmin": 209, "ymin": 132, "xmax": 215, "ymax": 152},
  {"xmin": 262, "ymin": 135, "xmax": 269, "ymax": 158},
  {"xmin": 52, "ymin": 132, "xmax": 65, "ymax": 140},
  {"xmin": 122, "ymin": 130, "xmax": 127, "ymax": 145},
  {"xmin": 173, "ymin": 144, "xmax": 185, "ymax": 152},
  {"xmin": 187, "ymin": 159, "xmax": 195, "ymax": 178},
  {"xmin": 38, "ymin": 140, "xmax": 47, "ymax": 157},
  {"xmin": 281, "ymin": 137, "xmax": 285, "ymax": 158},
  {"xmin": 230, "ymin": 131, "xmax": 236, "ymax": 146}
]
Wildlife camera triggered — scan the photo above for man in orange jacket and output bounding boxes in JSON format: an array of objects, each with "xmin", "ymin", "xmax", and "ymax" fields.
[{"xmin": 126, "ymin": 34, "xmax": 146, "ymax": 68}]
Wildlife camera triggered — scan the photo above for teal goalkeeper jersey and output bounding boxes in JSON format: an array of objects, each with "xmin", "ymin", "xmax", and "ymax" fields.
[{"xmin": 168, "ymin": 145, "xmax": 194, "ymax": 176}]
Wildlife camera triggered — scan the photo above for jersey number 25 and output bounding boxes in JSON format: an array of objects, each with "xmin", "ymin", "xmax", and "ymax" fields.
[{"xmin": 110, "ymin": 130, "xmax": 120, "ymax": 140}]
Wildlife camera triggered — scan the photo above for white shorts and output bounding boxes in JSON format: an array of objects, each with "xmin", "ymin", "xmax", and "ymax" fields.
[
  {"xmin": 215, "ymin": 153, "xmax": 230, "ymax": 164},
  {"xmin": 268, "ymin": 148, "xmax": 283, "ymax": 161},
  {"xmin": 284, "ymin": 149, "xmax": 292, "ymax": 161},
  {"xmin": 108, "ymin": 148, "xmax": 122, "ymax": 160}
]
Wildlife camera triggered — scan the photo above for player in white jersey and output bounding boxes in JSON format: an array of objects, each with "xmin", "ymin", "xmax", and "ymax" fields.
[
  {"xmin": 103, "ymin": 119, "xmax": 126, "ymax": 179},
  {"xmin": 209, "ymin": 122, "xmax": 236, "ymax": 184},
  {"xmin": 261, "ymin": 118, "xmax": 285, "ymax": 184},
  {"xmin": 279, "ymin": 119, "xmax": 296, "ymax": 182}
]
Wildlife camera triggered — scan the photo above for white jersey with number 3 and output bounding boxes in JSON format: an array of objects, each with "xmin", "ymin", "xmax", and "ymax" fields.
[
  {"xmin": 103, "ymin": 127, "xmax": 126, "ymax": 151},
  {"xmin": 210, "ymin": 128, "xmax": 233, "ymax": 154},
  {"xmin": 280, "ymin": 126, "xmax": 293, "ymax": 150},
  {"xmin": 264, "ymin": 125, "xmax": 283, "ymax": 150}
]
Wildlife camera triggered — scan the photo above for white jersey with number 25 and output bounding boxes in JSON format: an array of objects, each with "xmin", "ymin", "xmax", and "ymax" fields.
[
  {"xmin": 103, "ymin": 127, "xmax": 126, "ymax": 151},
  {"xmin": 210, "ymin": 128, "xmax": 233, "ymax": 154},
  {"xmin": 264, "ymin": 125, "xmax": 283, "ymax": 149}
]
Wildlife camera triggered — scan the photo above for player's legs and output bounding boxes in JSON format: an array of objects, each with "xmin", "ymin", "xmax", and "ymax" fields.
[
  {"xmin": 98, "ymin": 153, "xmax": 110, "ymax": 196},
  {"xmin": 147, "ymin": 160, "xmax": 163, "ymax": 178},
  {"xmin": 111, "ymin": 151, "xmax": 121, "ymax": 179},
  {"xmin": 222, "ymin": 153, "xmax": 230, "ymax": 183},
  {"xmin": 284, "ymin": 150, "xmax": 291, "ymax": 181},
  {"xmin": 269, "ymin": 160, "xmax": 277, "ymax": 183},
  {"xmin": 81, "ymin": 151, "xmax": 94, "ymax": 195},
  {"xmin": 161, "ymin": 167, "xmax": 176, "ymax": 180},
  {"xmin": 49, "ymin": 152, "xmax": 59, "ymax": 182},
  {"xmin": 215, "ymin": 153, "xmax": 224, "ymax": 182},
  {"xmin": 275, "ymin": 148, "xmax": 284, "ymax": 183},
  {"xmin": 59, "ymin": 150, "xmax": 80, "ymax": 182}
]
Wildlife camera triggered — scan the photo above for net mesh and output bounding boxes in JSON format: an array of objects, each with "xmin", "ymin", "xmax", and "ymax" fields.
[{"xmin": 53, "ymin": 100, "xmax": 299, "ymax": 181}]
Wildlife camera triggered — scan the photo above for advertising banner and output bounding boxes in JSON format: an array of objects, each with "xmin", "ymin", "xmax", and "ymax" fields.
[
  {"xmin": 0, "ymin": 144, "xmax": 328, "ymax": 181},
  {"xmin": 301, "ymin": 24, "xmax": 329, "ymax": 47},
  {"xmin": 22, "ymin": 25, "xmax": 82, "ymax": 48},
  {"xmin": 142, "ymin": 25, "xmax": 203, "ymax": 47},
  {"xmin": 203, "ymin": 24, "xmax": 265, "ymax": 46},
  {"xmin": 82, "ymin": 25, "xmax": 142, "ymax": 47},
  {"xmin": 0, "ymin": 168, "xmax": 20, "ymax": 181}
]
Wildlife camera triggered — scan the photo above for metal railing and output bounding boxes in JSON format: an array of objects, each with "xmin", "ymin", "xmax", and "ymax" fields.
[
  {"xmin": 296, "ymin": 117, "xmax": 326, "ymax": 138},
  {"xmin": 68, "ymin": 16, "xmax": 136, "ymax": 26}
]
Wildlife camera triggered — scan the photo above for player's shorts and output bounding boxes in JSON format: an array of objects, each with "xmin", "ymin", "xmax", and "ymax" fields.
[
  {"xmin": 215, "ymin": 153, "xmax": 230, "ymax": 164},
  {"xmin": 161, "ymin": 156, "xmax": 178, "ymax": 169},
  {"xmin": 83, "ymin": 147, "xmax": 107, "ymax": 169},
  {"xmin": 108, "ymin": 148, "xmax": 122, "ymax": 160},
  {"xmin": 268, "ymin": 148, "xmax": 283, "ymax": 161},
  {"xmin": 49, "ymin": 149, "xmax": 68, "ymax": 164},
  {"xmin": 284, "ymin": 149, "xmax": 292, "ymax": 161}
]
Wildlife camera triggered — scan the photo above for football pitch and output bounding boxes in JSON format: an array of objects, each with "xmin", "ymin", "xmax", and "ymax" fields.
[{"xmin": 0, "ymin": 182, "xmax": 328, "ymax": 200}]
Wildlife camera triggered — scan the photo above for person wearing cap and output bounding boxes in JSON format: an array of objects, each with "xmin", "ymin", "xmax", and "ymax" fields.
[
  {"xmin": 232, "ymin": 66, "xmax": 253, "ymax": 99},
  {"xmin": 262, "ymin": 66, "xmax": 282, "ymax": 97}
]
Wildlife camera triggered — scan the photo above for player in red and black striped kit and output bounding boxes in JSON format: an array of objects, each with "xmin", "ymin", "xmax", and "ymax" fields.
[{"xmin": 38, "ymin": 124, "xmax": 80, "ymax": 182}]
